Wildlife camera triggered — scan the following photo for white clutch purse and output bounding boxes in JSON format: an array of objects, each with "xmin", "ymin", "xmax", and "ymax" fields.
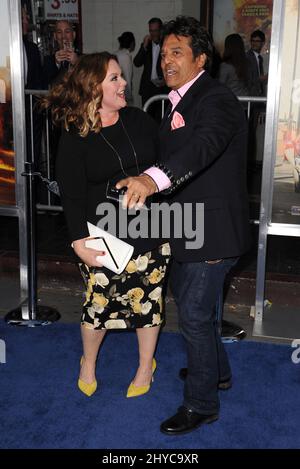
[{"xmin": 85, "ymin": 222, "xmax": 134, "ymax": 274}]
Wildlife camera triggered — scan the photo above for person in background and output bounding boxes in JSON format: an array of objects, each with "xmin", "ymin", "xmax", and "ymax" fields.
[
  {"xmin": 116, "ymin": 16, "xmax": 251, "ymax": 435},
  {"xmin": 41, "ymin": 52, "xmax": 170, "ymax": 399},
  {"xmin": 247, "ymin": 29, "xmax": 268, "ymax": 97},
  {"xmin": 43, "ymin": 20, "xmax": 79, "ymax": 88},
  {"xmin": 133, "ymin": 17, "xmax": 169, "ymax": 121},
  {"xmin": 43, "ymin": 20, "xmax": 80, "ymax": 177},
  {"xmin": 246, "ymin": 29, "xmax": 268, "ymax": 168},
  {"xmin": 21, "ymin": 1, "xmax": 44, "ymax": 174},
  {"xmin": 22, "ymin": 3, "xmax": 44, "ymax": 91},
  {"xmin": 218, "ymin": 33, "xmax": 250, "ymax": 98},
  {"xmin": 116, "ymin": 32, "xmax": 136, "ymax": 105},
  {"xmin": 206, "ymin": 32, "xmax": 222, "ymax": 79}
]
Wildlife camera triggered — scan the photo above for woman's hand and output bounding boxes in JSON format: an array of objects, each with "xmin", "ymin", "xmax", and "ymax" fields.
[{"xmin": 72, "ymin": 237, "xmax": 106, "ymax": 267}]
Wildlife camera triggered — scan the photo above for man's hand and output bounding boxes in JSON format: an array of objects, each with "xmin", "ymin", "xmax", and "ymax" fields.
[
  {"xmin": 143, "ymin": 34, "xmax": 151, "ymax": 49},
  {"xmin": 55, "ymin": 49, "xmax": 78, "ymax": 66},
  {"xmin": 116, "ymin": 174, "xmax": 157, "ymax": 209},
  {"xmin": 55, "ymin": 49, "xmax": 69, "ymax": 65},
  {"xmin": 67, "ymin": 50, "xmax": 78, "ymax": 65}
]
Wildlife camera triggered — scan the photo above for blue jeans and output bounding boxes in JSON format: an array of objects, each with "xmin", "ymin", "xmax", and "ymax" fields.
[{"xmin": 170, "ymin": 257, "xmax": 238, "ymax": 415}]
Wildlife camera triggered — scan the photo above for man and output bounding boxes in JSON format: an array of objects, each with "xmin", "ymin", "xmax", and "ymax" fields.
[
  {"xmin": 133, "ymin": 17, "xmax": 169, "ymax": 121},
  {"xmin": 22, "ymin": 3, "xmax": 44, "ymax": 91},
  {"xmin": 246, "ymin": 30, "xmax": 268, "ymax": 168},
  {"xmin": 247, "ymin": 29, "xmax": 268, "ymax": 97},
  {"xmin": 43, "ymin": 20, "xmax": 78, "ymax": 88},
  {"xmin": 21, "ymin": 2, "xmax": 44, "ymax": 165},
  {"xmin": 117, "ymin": 16, "xmax": 251, "ymax": 435},
  {"xmin": 43, "ymin": 20, "xmax": 79, "ymax": 177}
]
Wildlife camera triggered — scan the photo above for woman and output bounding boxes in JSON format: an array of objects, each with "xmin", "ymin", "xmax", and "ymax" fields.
[
  {"xmin": 218, "ymin": 34, "xmax": 250, "ymax": 97},
  {"xmin": 115, "ymin": 32, "xmax": 135, "ymax": 105},
  {"xmin": 42, "ymin": 52, "xmax": 170, "ymax": 398}
]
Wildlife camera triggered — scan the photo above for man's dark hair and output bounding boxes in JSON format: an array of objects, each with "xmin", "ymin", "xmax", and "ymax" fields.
[
  {"xmin": 162, "ymin": 16, "xmax": 213, "ymax": 65},
  {"xmin": 148, "ymin": 17, "xmax": 163, "ymax": 27},
  {"xmin": 54, "ymin": 19, "xmax": 75, "ymax": 31},
  {"xmin": 250, "ymin": 30, "xmax": 265, "ymax": 42},
  {"xmin": 118, "ymin": 32, "xmax": 135, "ymax": 49}
]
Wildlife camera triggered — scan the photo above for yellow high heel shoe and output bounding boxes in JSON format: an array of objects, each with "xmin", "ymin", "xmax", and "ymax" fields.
[
  {"xmin": 78, "ymin": 356, "xmax": 97, "ymax": 397},
  {"xmin": 126, "ymin": 358, "xmax": 156, "ymax": 398}
]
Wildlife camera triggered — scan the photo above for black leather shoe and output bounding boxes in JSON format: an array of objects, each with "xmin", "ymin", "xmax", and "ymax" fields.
[
  {"xmin": 160, "ymin": 406, "xmax": 218, "ymax": 435},
  {"xmin": 221, "ymin": 319, "xmax": 246, "ymax": 340},
  {"xmin": 179, "ymin": 368, "xmax": 232, "ymax": 390}
]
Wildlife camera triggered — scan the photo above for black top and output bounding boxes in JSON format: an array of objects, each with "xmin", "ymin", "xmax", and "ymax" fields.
[{"xmin": 56, "ymin": 106, "xmax": 162, "ymax": 254}]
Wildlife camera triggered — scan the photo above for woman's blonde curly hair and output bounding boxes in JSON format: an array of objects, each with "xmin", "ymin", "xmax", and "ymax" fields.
[{"xmin": 41, "ymin": 52, "xmax": 117, "ymax": 137}]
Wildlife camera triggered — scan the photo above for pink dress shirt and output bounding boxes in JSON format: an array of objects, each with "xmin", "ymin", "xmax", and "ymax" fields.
[{"xmin": 143, "ymin": 70, "xmax": 205, "ymax": 191}]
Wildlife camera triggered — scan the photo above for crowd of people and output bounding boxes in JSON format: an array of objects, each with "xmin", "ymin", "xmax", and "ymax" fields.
[{"xmin": 23, "ymin": 9, "xmax": 268, "ymax": 105}]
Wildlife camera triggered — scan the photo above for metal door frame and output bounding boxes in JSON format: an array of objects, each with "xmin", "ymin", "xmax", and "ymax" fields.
[
  {"xmin": 254, "ymin": 0, "xmax": 300, "ymax": 338},
  {"xmin": 0, "ymin": 0, "xmax": 29, "ymax": 309}
]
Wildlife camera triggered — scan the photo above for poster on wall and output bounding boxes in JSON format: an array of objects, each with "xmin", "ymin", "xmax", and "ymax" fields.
[
  {"xmin": 0, "ymin": 0, "xmax": 15, "ymax": 206},
  {"xmin": 44, "ymin": 0, "xmax": 79, "ymax": 21},
  {"xmin": 213, "ymin": 0, "xmax": 273, "ymax": 61},
  {"xmin": 272, "ymin": 0, "xmax": 300, "ymax": 225}
]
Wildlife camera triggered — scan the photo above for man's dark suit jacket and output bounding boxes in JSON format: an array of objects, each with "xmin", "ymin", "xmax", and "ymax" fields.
[
  {"xmin": 133, "ymin": 43, "xmax": 169, "ymax": 104},
  {"xmin": 246, "ymin": 49, "xmax": 264, "ymax": 96},
  {"xmin": 43, "ymin": 54, "xmax": 68, "ymax": 88},
  {"xmin": 23, "ymin": 38, "xmax": 44, "ymax": 90},
  {"xmin": 158, "ymin": 71, "xmax": 251, "ymax": 262},
  {"xmin": 23, "ymin": 38, "xmax": 44, "ymax": 164}
]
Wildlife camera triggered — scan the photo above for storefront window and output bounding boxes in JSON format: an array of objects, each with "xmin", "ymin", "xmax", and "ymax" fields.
[
  {"xmin": 213, "ymin": 0, "xmax": 273, "ymax": 55},
  {"xmin": 272, "ymin": 0, "xmax": 300, "ymax": 224},
  {"xmin": 0, "ymin": 0, "xmax": 15, "ymax": 206}
]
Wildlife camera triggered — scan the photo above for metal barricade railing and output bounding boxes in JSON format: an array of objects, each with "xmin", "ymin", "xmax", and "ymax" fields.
[
  {"xmin": 238, "ymin": 95, "xmax": 267, "ymax": 119},
  {"xmin": 143, "ymin": 94, "xmax": 267, "ymax": 226},
  {"xmin": 26, "ymin": 90, "xmax": 267, "ymax": 221},
  {"xmin": 25, "ymin": 89, "xmax": 63, "ymax": 212},
  {"xmin": 143, "ymin": 94, "xmax": 267, "ymax": 121},
  {"xmin": 143, "ymin": 94, "xmax": 170, "ymax": 118}
]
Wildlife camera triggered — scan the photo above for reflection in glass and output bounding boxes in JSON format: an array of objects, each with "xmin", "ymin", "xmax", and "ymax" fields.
[{"xmin": 272, "ymin": 1, "xmax": 300, "ymax": 224}]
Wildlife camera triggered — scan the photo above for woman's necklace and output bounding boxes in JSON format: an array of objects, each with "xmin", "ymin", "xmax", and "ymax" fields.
[{"xmin": 100, "ymin": 115, "xmax": 140, "ymax": 177}]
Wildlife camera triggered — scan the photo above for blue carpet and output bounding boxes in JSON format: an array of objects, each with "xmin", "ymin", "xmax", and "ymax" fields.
[{"xmin": 0, "ymin": 320, "xmax": 299, "ymax": 449}]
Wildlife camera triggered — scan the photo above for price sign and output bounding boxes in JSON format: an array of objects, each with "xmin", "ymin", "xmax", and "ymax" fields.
[{"xmin": 44, "ymin": 0, "xmax": 78, "ymax": 21}]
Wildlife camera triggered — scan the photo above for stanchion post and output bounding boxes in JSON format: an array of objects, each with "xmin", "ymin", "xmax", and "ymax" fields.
[{"xmin": 5, "ymin": 160, "xmax": 60, "ymax": 326}]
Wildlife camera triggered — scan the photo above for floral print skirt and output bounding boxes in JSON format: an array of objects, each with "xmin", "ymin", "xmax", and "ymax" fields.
[{"xmin": 79, "ymin": 243, "xmax": 171, "ymax": 330}]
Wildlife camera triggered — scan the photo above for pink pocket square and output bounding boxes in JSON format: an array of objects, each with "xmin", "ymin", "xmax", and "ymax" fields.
[{"xmin": 171, "ymin": 111, "xmax": 185, "ymax": 130}]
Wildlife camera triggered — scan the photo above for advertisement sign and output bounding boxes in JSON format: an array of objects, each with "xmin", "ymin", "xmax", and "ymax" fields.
[
  {"xmin": 213, "ymin": 0, "xmax": 273, "ymax": 57},
  {"xmin": 272, "ymin": 0, "xmax": 300, "ymax": 224},
  {"xmin": 0, "ymin": 0, "xmax": 15, "ymax": 206},
  {"xmin": 44, "ymin": 0, "xmax": 79, "ymax": 21}
]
